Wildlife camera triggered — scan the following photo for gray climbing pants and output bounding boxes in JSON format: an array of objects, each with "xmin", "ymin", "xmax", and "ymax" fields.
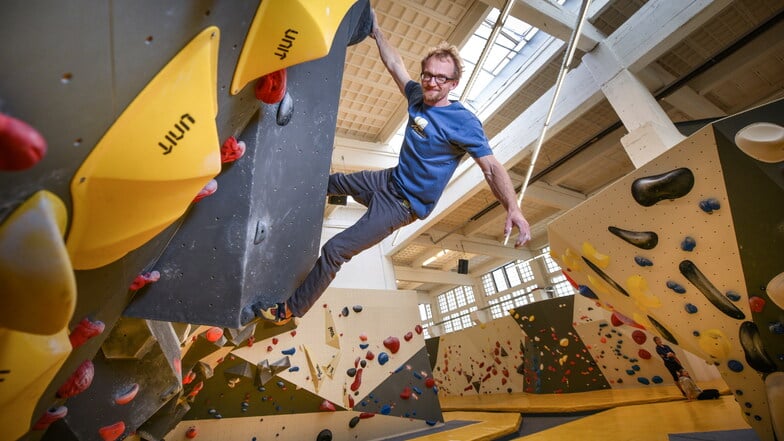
[{"xmin": 286, "ymin": 168, "xmax": 417, "ymax": 317}]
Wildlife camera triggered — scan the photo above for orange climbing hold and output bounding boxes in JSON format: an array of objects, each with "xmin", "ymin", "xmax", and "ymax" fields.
[
  {"xmin": 185, "ymin": 427, "xmax": 198, "ymax": 438},
  {"xmin": 220, "ymin": 136, "xmax": 246, "ymax": 163},
  {"xmin": 98, "ymin": 421, "xmax": 125, "ymax": 441},
  {"xmin": 0, "ymin": 112, "xmax": 47, "ymax": 170},
  {"xmin": 32, "ymin": 406, "xmax": 67, "ymax": 430},
  {"xmin": 255, "ymin": 69, "xmax": 287, "ymax": 104},
  {"xmin": 205, "ymin": 327, "xmax": 223, "ymax": 342}
]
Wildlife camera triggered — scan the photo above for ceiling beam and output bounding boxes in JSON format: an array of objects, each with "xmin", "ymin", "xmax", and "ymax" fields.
[
  {"xmin": 394, "ymin": 266, "xmax": 475, "ymax": 285},
  {"xmin": 385, "ymin": 0, "xmax": 730, "ymax": 257},
  {"xmin": 332, "ymin": 137, "xmax": 399, "ymax": 170},
  {"xmin": 477, "ymin": 0, "xmax": 604, "ymax": 51},
  {"xmin": 414, "ymin": 232, "xmax": 534, "ymax": 261}
]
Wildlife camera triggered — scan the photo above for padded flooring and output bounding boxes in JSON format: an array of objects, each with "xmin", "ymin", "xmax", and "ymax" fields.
[{"xmin": 406, "ymin": 380, "xmax": 759, "ymax": 441}]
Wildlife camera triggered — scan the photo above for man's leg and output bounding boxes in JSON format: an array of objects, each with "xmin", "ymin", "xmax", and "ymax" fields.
[{"xmin": 287, "ymin": 187, "xmax": 414, "ymax": 317}]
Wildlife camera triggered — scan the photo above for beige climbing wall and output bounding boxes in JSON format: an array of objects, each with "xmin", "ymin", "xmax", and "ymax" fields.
[
  {"xmin": 170, "ymin": 287, "xmax": 443, "ymax": 440},
  {"xmin": 431, "ymin": 316, "xmax": 526, "ymax": 396},
  {"xmin": 548, "ymin": 121, "xmax": 778, "ymax": 441}
]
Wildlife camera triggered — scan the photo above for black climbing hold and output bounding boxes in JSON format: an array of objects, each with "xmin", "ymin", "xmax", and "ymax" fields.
[
  {"xmin": 581, "ymin": 257, "xmax": 630, "ymax": 297},
  {"xmin": 347, "ymin": 368, "xmax": 357, "ymax": 377},
  {"xmin": 631, "ymin": 167, "xmax": 694, "ymax": 207},
  {"xmin": 648, "ymin": 315, "xmax": 678, "ymax": 345},
  {"xmin": 317, "ymin": 429, "xmax": 333, "ymax": 441},
  {"xmin": 608, "ymin": 226, "xmax": 658, "ymax": 250},
  {"xmin": 352, "ymin": 305, "xmax": 363, "ymax": 313},
  {"xmin": 679, "ymin": 260, "xmax": 745, "ymax": 320},
  {"xmin": 341, "ymin": 306, "xmax": 350, "ymax": 317},
  {"xmin": 349, "ymin": 416, "xmax": 361, "ymax": 428},
  {"xmin": 738, "ymin": 321, "xmax": 777, "ymax": 373}
]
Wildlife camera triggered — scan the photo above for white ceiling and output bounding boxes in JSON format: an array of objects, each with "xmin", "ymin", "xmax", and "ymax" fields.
[{"xmin": 329, "ymin": 0, "xmax": 784, "ymax": 295}]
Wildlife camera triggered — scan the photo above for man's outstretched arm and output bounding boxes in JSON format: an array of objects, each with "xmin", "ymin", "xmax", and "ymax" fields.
[
  {"xmin": 475, "ymin": 155, "xmax": 531, "ymax": 247},
  {"xmin": 369, "ymin": 8, "xmax": 411, "ymax": 95}
]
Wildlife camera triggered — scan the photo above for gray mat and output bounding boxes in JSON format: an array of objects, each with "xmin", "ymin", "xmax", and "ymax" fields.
[{"xmin": 669, "ymin": 429, "xmax": 762, "ymax": 441}]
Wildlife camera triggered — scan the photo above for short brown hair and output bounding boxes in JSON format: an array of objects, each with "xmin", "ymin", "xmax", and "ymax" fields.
[{"xmin": 421, "ymin": 42, "xmax": 463, "ymax": 82}]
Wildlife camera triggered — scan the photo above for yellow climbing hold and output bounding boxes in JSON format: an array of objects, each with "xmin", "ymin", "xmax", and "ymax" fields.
[
  {"xmin": 562, "ymin": 247, "xmax": 583, "ymax": 271},
  {"xmin": 0, "ymin": 190, "xmax": 75, "ymax": 335},
  {"xmin": 582, "ymin": 242, "xmax": 610, "ymax": 269},
  {"xmin": 698, "ymin": 329, "xmax": 732, "ymax": 361},
  {"xmin": 627, "ymin": 274, "xmax": 662, "ymax": 310},
  {"xmin": 66, "ymin": 27, "xmax": 222, "ymax": 269},
  {"xmin": 587, "ymin": 274, "xmax": 611, "ymax": 296},
  {"xmin": 231, "ymin": 0, "xmax": 358, "ymax": 94}
]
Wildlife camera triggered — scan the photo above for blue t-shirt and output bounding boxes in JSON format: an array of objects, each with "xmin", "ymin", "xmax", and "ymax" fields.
[{"xmin": 391, "ymin": 81, "xmax": 492, "ymax": 219}]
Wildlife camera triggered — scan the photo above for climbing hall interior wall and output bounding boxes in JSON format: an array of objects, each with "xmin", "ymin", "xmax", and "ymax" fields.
[
  {"xmin": 0, "ymin": 1, "xmax": 450, "ymax": 440},
  {"xmin": 429, "ymin": 294, "xmax": 715, "ymax": 397},
  {"xmin": 547, "ymin": 99, "xmax": 784, "ymax": 441}
]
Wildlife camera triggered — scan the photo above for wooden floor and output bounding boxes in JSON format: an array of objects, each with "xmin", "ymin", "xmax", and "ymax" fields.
[{"xmin": 410, "ymin": 380, "xmax": 755, "ymax": 441}]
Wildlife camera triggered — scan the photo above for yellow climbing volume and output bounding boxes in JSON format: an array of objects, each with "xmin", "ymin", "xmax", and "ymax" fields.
[
  {"xmin": 231, "ymin": 0, "xmax": 357, "ymax": 94},
  {"xmin": 66, "ymin": 27, "xmax": 222, "ymax": 270}
]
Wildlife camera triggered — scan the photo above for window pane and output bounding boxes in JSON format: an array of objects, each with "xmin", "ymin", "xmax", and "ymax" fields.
[
  {"xmin": 506, "ymin": 263, "xmax": 521, "ymax": 287},
  {"xmin": 493, "ymin": 269, "xmax": 509, "ymax": 291},
  {"xmin": 482, "ymin": 274, "xmax": 496, "ymax": 296},
  {"xmin": 517, "ymin": 260, "xmax": 535, "ymax": 282}
]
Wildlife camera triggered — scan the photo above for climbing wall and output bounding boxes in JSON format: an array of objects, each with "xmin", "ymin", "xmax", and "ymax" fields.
[
  {"xmin": 164, "ymin": 287, "xmax": 443, "ymax": 440},
  {"xmin": 0, "ymin": 1, "xmax": 440, "ymax": 440},
  {"xmin": 430, "ymin": 316, "xmax": 527, "ymax": 396},
  {"xmin": 547, "ymin": 98, "xmax": 784, "ymax": 441},
  {"xmin": 570, "ymin": 293, "xmax": 699, "ymax": 390}
]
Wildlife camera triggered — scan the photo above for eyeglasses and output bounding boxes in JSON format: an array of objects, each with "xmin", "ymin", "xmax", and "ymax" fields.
[{"xmin": 420, "ymin": 73, "xmax": 454, "ymax": 85}]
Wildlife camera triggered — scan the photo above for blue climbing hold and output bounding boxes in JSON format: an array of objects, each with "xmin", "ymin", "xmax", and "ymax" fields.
[
  {"xmin": 413, "ymin": 386, "xmax": 422, "ymax": 395},
  {"xmin": 726, "ymin": 291, "xmax": 741, "ymax": 301},
  {"xmin": 578, "ymin": 285, "xmax": 598, "ymax": 299},
  {"xmin": 413, "ymin": 371, "xmax": 422, "ymax": 380},
  {"xmin": 728, "ymin": 360, "xmax": 744, "ymax": 372},
  {"xmin": 282, "ymin": 347, "xmax": 296, "ymax": 355},
  {"xmin": 698, "ymin": 198, "xmax": 720, "ymax": 214},
  {"xmin": 768, "ymin": 322, "xmax": 784, "ymax": 334},
  {"xmin": 426, "ymin": 420, "xmax": 437, "ymax": 426},
  {"xmin": 359, "ymin": 343, "xmax": 369, "ymax": 350},
  {"xmin": 685, "ymin": 303, "xmax": 698, "ymax": 314},
  {"xmin": 288, "ymin": 366, "xmax": 299, "ymax": 372},
  {"xmin": 652, "ymin": 376, "xmax": 663, "ymax": 384},
  {"xmin": 637, "ymin": 377, "xmax": 650, "ymax": 385},
  {"xmin": 626, "ymin": 369, "xmax": 635, "ymax": 375},
  {"xmin": 378, "ymin": 352, "xmax": 389, "ymax": 365},
  {"xmin": 381, "ymin": 404, "xmax": 392, "ymax": 415},
  {"xmin": 634, "ymin": 256, "xmax": 653, "ymax": 267},
  {"xmin": 681, "ymin": 236, "xmax": 696, "ymax": 251},
  {"xmin": 666, "ymin": 280, "xmax": 686, "ymax": 294}
]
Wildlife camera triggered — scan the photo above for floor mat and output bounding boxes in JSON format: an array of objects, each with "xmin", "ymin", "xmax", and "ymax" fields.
[
  {"xmin": 669, "ymin": 429, "xmax": 761, "ymax": 441},
  {"xmin": 496, "ymin": 410, "xmax": 602, "ymax": 439},
  {"xmin": 384, "ymin": 420, "xmax": 477, "ymax": 441}
]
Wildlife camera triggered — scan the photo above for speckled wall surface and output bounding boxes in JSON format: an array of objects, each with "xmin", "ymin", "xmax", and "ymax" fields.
[{"xmin": 547, "ymin": 98, "xmax": 784, "ymax": 441}]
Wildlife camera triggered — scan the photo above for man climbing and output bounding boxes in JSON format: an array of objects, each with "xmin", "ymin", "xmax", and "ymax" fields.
[{"xmin": 247, "ymin": 8, "xmax": 531, "ymax": 325}]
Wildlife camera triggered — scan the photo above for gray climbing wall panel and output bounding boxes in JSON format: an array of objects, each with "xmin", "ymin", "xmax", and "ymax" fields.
[{"xmin": 123, "ymin": 3, "xmax": 363, "ymax": 328}]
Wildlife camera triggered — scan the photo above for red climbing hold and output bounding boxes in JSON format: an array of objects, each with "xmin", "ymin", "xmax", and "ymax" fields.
[
  {"xmin": 114, "ymin": 383, "xmax": 140, "ymax": 405},
  {"xmin": 359, "ymin": 412, "xmax": 375, "ymax": 419},
  {"xmin": 383, "ymin": 336, "xmax": 400, "ymax": 354},
  {"xmin": 193, "ymin": 179, "xmax": 218, "ymax": 202},
  {"xmin": 272, "ymin": 338, "xmax": 279, "ymax": 345},
  {"xmin": 0, "ymin": 112, "xmax": 47, "ymax": 170},
  {"xmin": 348, "ymin": 396, "xmax": 355, "ymax": 408},
  {"xmin": 404, "ymin": 332, "xmax": 413, "ymax": 342},
  {"xmin": 365, "ymin": 351, "xmax": 375, "ymax": 361},
  {"xmin": 638, "ymin": 349, "xmax": 652, "ymax": 360},
  {"xmin": 255, "ymin": 69, "xmax": 287, "ymax": 104},
  {"xmin": 400, "ymin": 387, "xmax": 412, "ymax": 400},
  {"xmin": 205, "ymin": 327, "xmax": 223, "ymax": 342},
  {"xmin": 425, "ymin": 378, "xmax": 436, "ymax": 388},
  {"xmin": 350, "ymin": 368, "xmax": 363, "ymax": 392},
  {"xmin": 130, "ymin": 270, "xmax": 160, "ymax": 291},
  {"xmin": 69, "ymin": 317, "xmax": 105, "ymax": 349},
  {"xmin": 183, "ymin": 371, "xmax": 196, "ymax": 385},
  {"xmin": 415, "ymin": 324, "xmax": 423, "ymax": 335},
  {"xmin": 185, "ymin": 427, "xmax": 198, "ymax": 439},
  {"xmin": 98, "ymin": 421, "xmax": 125, "ymax": 441},
  {"xmin": 220, "ymin": 136, "xmax": 246, "ymax": 163},
  {"xmin": 632, "ymin": 330, "xmax": 647, "ymax": 345},
  {"xmin": 749, "ymin": 296, "xmax": 766, "ymax": 313},
  {"xmin": 57, "ymin": 360, "xmax": 94, "ymax": 399},
  {"xmin": 320, "ymin": 400, "xmax": 337, "ymax": 411},
  {"xmin": 32, "ymin": 406, "xmax": 67, "ymax": 430}
]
